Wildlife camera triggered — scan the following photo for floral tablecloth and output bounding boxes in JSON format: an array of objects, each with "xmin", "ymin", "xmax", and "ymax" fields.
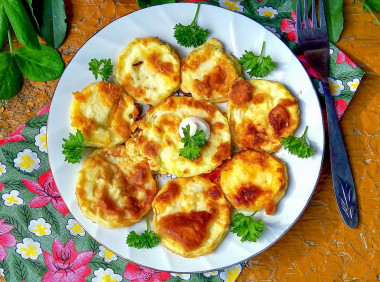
[{"xmin": 0, "ymin": 0, "xmax": 364, "ymax": 281}]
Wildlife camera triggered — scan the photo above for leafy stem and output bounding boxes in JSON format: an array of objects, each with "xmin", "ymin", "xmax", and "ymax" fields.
[{"xmin": 191, "ymin": 2, "xmax": 201, "ymax": 26}]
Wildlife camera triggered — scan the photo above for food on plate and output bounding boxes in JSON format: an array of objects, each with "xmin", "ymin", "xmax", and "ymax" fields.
[
  {"xmin": 227, "ymin": 79, "xmax": 299, "ymax": 152},
  {"xmin": 181, "ymin": 38, "xmax": 243, "ymax": 103},
  {"xmin": 115, "ymin": 37, "xmax": 180, "ymax": 105},
  {"xmin": 70, "ymin": 81, "xmax": 138, "ymax": 148},
  {"xmin": 75, "ymin": 145, "xmax": 157, "ymax": 228},
  {"xmin": 131, "ymin": 96, "xmax": 231, "ymax": 177},
  {"xmin": 152, "ymin": 176, "xmax": 231, "ymax": 257},
  {"xmin": 220, "ymin": 150, "xmax": 287, "ymax": 215}
]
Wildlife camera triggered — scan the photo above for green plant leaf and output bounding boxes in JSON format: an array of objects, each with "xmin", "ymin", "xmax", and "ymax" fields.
[
  {"xmin": 325, "ymin": 0, "xmax": 344, "ymax": 43},
  {"xmin": 364, "ymin": 0, "xmax": 380, "ymax": 12},
  {"xmin": 0, "ymin": 52, "xmax": 22, "ymax": 100},
  {"xmin": 32, "ymin": 0, "xmax": 67, "ymax": 48},
  {"xmin": 136, "ymin": 0, "xmax": 175, "ymax": 9},
  {"xmin": 1, "ymin": 0, "xmax": 40, "ymax": 49},
  {"xmin": 15, "ymin": 44, "xmax": 64, "ymax": 81},
  {"xmin": 0, "ymin": 2, "xmax": 9, "ymax": 49},
  {"xmin": 24, "ymin": 0, "xmax": 40, "ymax": 29}
]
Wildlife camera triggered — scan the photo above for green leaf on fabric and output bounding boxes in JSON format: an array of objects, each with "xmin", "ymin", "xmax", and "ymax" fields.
[
  {"xmin": 20, "ymin": 204, "xmax": 32, "ymax": 225},
  {"xmin": 31, "ymin": 0, "xmax": 67, "ymax": 48},
  {"xmin": 325, "ymin": 0, "xmax": 344, "ymax": 43},
  {"xmin": 136, "ymin": 0, "xmax": 175, "ymax": 9},
  {"xmin": 1, "ymin": 0, "xmax": 40, "ymax": 49},
  {"xmin": 89, "ymin": 239, "xmax": 100, "ymax": 253},
  {"xmin": 42, "ymin": 206, "xmax": 61, "ymax": 235},
  {"xmin": 26, "ymin": 259, "xmax": 47, "ymax": 273},
  {"xmin": 26, "ymin": 112, "xmax": 47, "ymax": 128},
  {"xmin": 0, "ymin": 2, "xmax": 9, "ymax": 50},
  {"xmin": 0, "ymin": 52, "xmax": 23, "ymax": 100},
  {"xmin": 15, "ymin": 44, "xmax": 64, "ymax": 81},
  {"xmin": 4, "ymin": 215, "xmax": 28, "ymax": 240},
  {"xmin": 0, "ymin": 260, "xmax": 9, "ymax": 281},
  {"xmin": 0, "ymin": 146, "xmax": 16, "ymax": 165},
  {"xmin": 88, "ymin": 259, "xmax": 110, "ymax": 269},
  {"xmin": 15, "ymin": 259, "xmax": 28, "ymax": 281}
]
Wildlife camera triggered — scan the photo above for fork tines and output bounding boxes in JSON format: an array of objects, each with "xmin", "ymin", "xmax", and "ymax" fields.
[{"xmin": 296, "ymin": 0, "xmax": 327, "ymax": 31}]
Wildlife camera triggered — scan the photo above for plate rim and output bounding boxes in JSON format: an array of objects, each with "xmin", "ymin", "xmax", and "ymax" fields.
[{"xmin": 47, "ymin": 2, "xmax": 325, "ymax": 273}]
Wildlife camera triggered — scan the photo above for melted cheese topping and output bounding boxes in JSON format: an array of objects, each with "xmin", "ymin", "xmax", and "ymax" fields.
[
  {"xmin": 220, "ymin": 150, "xmax": 287, "ymax": 215},
  {"xmin": 70, "ymin": 81, "xmax": 138, "ymax": 148},
  {"xmin": 227, "ymin": 79, "xmax": 300, "ymax": 152},
  {"xmin": 152, "ymin": 176, "xmax": 230, "ymax": 257},
  {"xmin": 181, "ymin": 38, "xmax": 243, "ymax": 103},
  {"xmin": 75, "ymin": 145, "xmax": 157, "ymax": 228},
  {"xmin": 115, "ymin": 37, "xmax": 180, "ymax": 105}
]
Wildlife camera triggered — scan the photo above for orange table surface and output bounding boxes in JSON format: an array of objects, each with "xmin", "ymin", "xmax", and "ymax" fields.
[{"xmin": 0, "ymin": 0, "xmax": 379, "ymax": 280}]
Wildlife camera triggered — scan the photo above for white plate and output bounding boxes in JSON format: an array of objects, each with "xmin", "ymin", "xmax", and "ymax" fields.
[{"xmin": 47, "ymin": 3, "xmax": 324, "ymax": 273}]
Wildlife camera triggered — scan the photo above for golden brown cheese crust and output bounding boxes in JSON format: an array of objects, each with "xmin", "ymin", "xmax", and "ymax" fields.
[
  {"xmin": 76, "ymin": 146, "xmax": 157, "ymax": 228},
  {"xmin": 152, "ymin": 176, "xmax": 230, "ymax": 257},
  {"xmin": 227, "ymin": 79, "xmax": 300, "ymax": 152},
  {"xmin": 220, "ymin": 150, "xmax": 287, "ymax": 215},
  {"xmin": 132, "ymin": 96, "xmax": 231, "ymax": 177},
  {"xmin": 70, "ymin": 81, "xmax": 138, "ymax": 148},
  {"xmin": 181, "ymin": 38, "xmax": 242, "ymax": 103},
  {"xmin": 115, "ymin": 37, "xmax": 180, "ymax": 105}
]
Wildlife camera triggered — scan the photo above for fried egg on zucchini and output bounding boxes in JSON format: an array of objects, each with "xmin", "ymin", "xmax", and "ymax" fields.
[
  {"xmin": 70, "ymin": 81, "xmax": 138, "ymax": 148},
  {"xmin": 181, "ymin": 38, "xmax": 243, "ymax": 103},
  {"xmin": 132, "ymin": 96, "xmax": 231, "ymax": 177},
  {"xmin": 227, "ymin": 79, "xmax": 299, "ymax": 152},
  {"xmin": 152, "ymin": 176, "xmax": 230, "ymax": 257},
  {"xmin": 75, "ymin": 145, "xmax": 157, "ymax": 228},
  {"xmin": 115, "ymin": 37, "xmax": 180, "ymax": 105},
  {"xmin": 220, "ymin": 150, "xmax": 287, "ymax": 215}
]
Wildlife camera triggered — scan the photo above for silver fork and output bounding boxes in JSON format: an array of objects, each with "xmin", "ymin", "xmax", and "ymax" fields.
[{"xmin": 296, "ymin": 0, "xmax": 358, "ymax": 228}]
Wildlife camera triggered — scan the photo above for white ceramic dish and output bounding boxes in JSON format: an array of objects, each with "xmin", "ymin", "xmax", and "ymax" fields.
[{"xmin": 47, "ymin": 3, "xmax": 324, "ymax": 273}]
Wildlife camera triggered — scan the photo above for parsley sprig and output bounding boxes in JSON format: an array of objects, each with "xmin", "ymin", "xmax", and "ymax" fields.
[
  {"xmin": 126, "ymin": 219, "xmax": 160, "ymax": 249},
  {"xmin": 62, "ymin": 130, "xmax": 88, "ymax": 164},
  {"xmin": 239, "ymin": 41, "xmax": 276, "ymax": 78},
  {"xmin": 179, "ymin": 125, "xmax": 207, "ymax": 161},
  {"xmin": 173, "ymin": 2, "xmax": 209, "ymax": 48},
  {"xmin": 88, "ymin": 58, "xmax": 113, "ymax": 82},
  {"xmin": 230, "ymin": 212, "xmax": 264, "ymax": 243},
  {"xmin": 281, "ymin": 126, "xmax": 314, "ymax": 158}
]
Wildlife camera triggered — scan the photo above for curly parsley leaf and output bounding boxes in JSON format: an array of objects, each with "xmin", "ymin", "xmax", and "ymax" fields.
[
  {"xmin": 281, "ymin": 126, "xmax": 315, "ymax": 158},
  {"xmin": 126, "ymin": 219, "xmax": 160, "ymax": 249},
  {"xmin": 62, "ymin": 130, "xmax": 88, "ymax": 164},
  {"xmin": 88, "ymin": 58, "xmax": 113, "ymax": 82},
  {"xmin": 179, "ymin": 125, "xmax": 207, "ymax": 161},
  {"xmin": 230, "ymin": 212, "xmax": 264, "ymax": 243},
  {"xmin": 174, "ymin": 2, "xmax": 209, "ymax": 48},
  {"xmin": 239, "ymin": 41, "xmax": 276, "ymax": 78}
]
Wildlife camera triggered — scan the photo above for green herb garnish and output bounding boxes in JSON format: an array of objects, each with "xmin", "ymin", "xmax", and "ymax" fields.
[
  {"xmin": 230, "ymin": 212, "xmax": 265, "ymax": 243},
  {"xmin": 281, "ymin": 126, "xmax": 315, "ymax": 158},
  {"xmin": 88, "ymin": 58, "xmax": 113, "ymax": 82},
  {"xmin": 179, "ymin": 125, "xmax": 207, "ymax": 161},
  {"xmin": 239, "ymin": 41, "xmax": 276, "ymax": 78},
  {"xmin": 62, "ymin": 130, "xmax": 88, "ymax": 164},
  {"xmin": 126, "ymin": 219, "xmax": 160, "ymax": 249},
  {"xmin": 173, "ymin": 2, "xmax": 209, "ymax": 48}
]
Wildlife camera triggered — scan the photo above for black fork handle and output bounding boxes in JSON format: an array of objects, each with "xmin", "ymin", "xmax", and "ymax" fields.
[{"xmin": 321, "ymin": 81, "xmax": 359, "ymax": 228}]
